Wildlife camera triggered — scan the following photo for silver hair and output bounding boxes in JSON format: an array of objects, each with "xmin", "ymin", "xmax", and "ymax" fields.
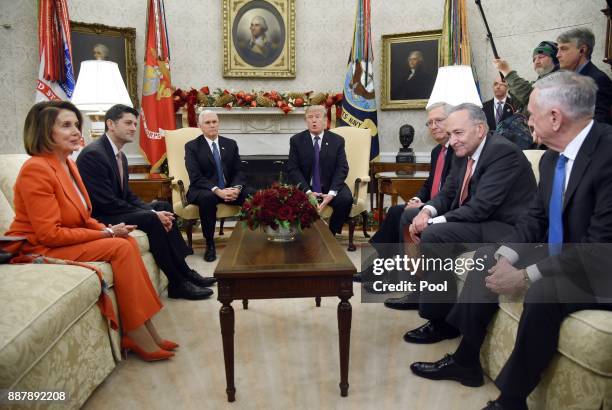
[
  {"xmin": 426, "ymin": 102, "xmax": 453, "ymax": 116},
  {"xmin": 533, "ymin": 70, "xmax": 596, "ymax": 120},
  {"xmin": 197, "ymin": 109, "xmax": 218, "ymax": 126},
  {"xmin": 409, "ymin": 50, "xmax": 423, "ymax": 60},
  {"xmin": 557, "ymin": 27, "xmax": 595, "ymax": 59},
  {"xmin": 305, "ymin": 105, "xmax": 326, "ymax": 116},
  {"xmin": 251, "ymin": 15, "xmax": 268, "ymax": 31},
  {"xmin": 447, "ymin": 103, "xmax": 489, "ymax": 133}
]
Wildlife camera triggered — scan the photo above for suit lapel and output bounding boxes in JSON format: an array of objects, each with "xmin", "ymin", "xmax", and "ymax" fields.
[
  {"xmin": 319, "ymin": 131, "xmax": 330, "ymax": 165},
  {"xmin": 563, "ymin": 125, "xmax": 599, "ymax": 210},
  {"xmin": 201, "ymin": 135, "xmax": 216, "ymax": 169},
  {"xmin": 101, "ymin": 135, "xmax": 123, "ymax": 194},
  {"xmin": 44, "ymin": 154, "xmax": 89, "ymax": 221}
]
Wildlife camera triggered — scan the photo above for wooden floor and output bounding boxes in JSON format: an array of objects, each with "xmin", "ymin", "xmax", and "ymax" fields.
[{"xmin": 83, "ymin": 234, "xmax": 500, "ymax": 410}]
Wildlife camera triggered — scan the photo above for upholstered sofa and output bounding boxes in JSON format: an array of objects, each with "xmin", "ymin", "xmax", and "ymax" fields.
[
  {"xmin": 456, "ymin": 150, "xmax": 612, "ymax": 410},
  {"xmin": 0, "ymin": 154, "xmax": 167, "ymax": 409}
]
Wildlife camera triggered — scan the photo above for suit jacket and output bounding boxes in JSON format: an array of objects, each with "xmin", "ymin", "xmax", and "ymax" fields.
[
  {"xmin": 426, "ymin": 134, "xmax": 537, "ymax": 236},
  {"xmin": 580, "ymin": 61, "xmax": 612, "ymax": 125},
  {"xmin": 76, "ymin": 135, "xmax": 152, "ymax": 219},
  {"xmin": 185, "ymin": 134, "xmax": 246, "ymax": 203},
  {"xmin": 286, "ymin": 129, "xmax": 349, "ymax": 194},
  {"xmin": 392, "ymin": 68, "xmax": 435, "ymax": 100},
  {"xmin": 482, "ymin": 97, "xmax": 514, "ymax": 131},
  {"xmin": 4, "ymin": 154, "xmax": 105, "ymax": 255},
  {"xmin": 503, "ymin": 122, "xmax": 612, "ymax": 293},
  {"xmin": 415, "ymin": 144, "xmax": 454, "ymax": 202}
]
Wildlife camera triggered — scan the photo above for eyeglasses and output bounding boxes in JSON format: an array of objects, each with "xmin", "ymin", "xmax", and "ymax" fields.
[{"xmin": 425, "ymin": 118, "xmax": 445, "ymax": 128}]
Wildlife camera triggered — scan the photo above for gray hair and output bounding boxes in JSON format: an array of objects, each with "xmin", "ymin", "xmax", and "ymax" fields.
[
  {"xmin": 447, "ymin": 103, "xmax": 489, "ymax": 133},
  {"xmin": 426, "ymin": 102, "xmax": 453, "ymax": 116},
  {"xmin": 557, "ymin": 27, "xmax": 595, "ymax": 59},
  {"xmin": 197, "ymin": 109, "xmax": 218, "ymax": 126},
  {"xmin": 533, "ymin": 70, "xmax": 596, "ymax": 120},
  {"xmin": 251, "ymin": 15, "xmax": 268, "ymax": 31},
  {"xmin": 305, "ymin": 105, "xmax": 326, "ymax": 117}
]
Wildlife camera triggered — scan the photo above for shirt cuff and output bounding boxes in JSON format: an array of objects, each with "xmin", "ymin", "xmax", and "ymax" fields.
[
  {"xmin": 328, "ymin": 190, "xmax": 337, "ymax": 197},
  {"xmin": 423, "ymin": 205, "xmax": 438, "ymax": 217},
  {"xmin": 495, "ymin": 246, "xmax": 520, "ymax": 265},
  {"xmin": 212, "ymin": 186, "xmax": 219, "ymax": 192},
  {"xmin": 526, "ymin": 264, "xmax": 543, "ymax": 282},
  {"xmin": 430, "ymin": 216, "xmax": 446, "ymax": 224}
]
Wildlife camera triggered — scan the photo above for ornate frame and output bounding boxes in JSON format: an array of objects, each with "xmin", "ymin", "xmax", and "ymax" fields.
[
  {"xmin": 223, "ymin": 0, "xmax": 296, "ymax": 78},
  {"xmin": 70, "ymin": 21, "xmax": 138, "ymax": 108},
  {"xmin": 381, "ymin": 30, "xmax": 442, "ymax": 110}
]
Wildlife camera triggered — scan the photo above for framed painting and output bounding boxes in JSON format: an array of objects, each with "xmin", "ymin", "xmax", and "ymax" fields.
[
  {"xmin": 223, "ymin": 0, "xmax": 296, "ymax": 78},
  {"xmin": 70, "ymin": 21, "xmax": 138, "ymax": 108},
  {"xmin": 381, "ymin": 30, "xmax": 442, "ymax": 110}
]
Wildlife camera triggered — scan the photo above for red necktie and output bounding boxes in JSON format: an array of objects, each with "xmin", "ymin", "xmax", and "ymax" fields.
[
  {"xmin": 459, "ymin": 158, "xmax": 474, "ymax": 205},
  {"xmin": 430, "ymin": 146, "xmax": 447, "ymax": 198}
]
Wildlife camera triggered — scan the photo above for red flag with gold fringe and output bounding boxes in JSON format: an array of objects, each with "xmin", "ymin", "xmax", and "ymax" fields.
[{"xmin": 139, "ymin": 0, "xmax": 175, "ymax": 172}]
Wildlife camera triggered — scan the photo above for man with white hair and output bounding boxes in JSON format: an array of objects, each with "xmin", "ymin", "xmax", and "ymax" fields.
[
  {"xmin": 185, "ymin": 110, "xmax": 254, "ymax": 262},
  {"xmin": 410, "ymin": 71, "xmax": 612, "ymax": 410}
]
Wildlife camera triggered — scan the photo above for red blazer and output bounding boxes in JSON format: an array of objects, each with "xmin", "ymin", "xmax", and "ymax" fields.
[{"xmin": 5, "ymin": 154, "xmax": 106, "ymax": 254}]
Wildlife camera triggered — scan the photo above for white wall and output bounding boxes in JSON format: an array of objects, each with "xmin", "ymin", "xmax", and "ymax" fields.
[{"xmin": 0, "ymin": 0, "xmax": 608, "ymax": 158}]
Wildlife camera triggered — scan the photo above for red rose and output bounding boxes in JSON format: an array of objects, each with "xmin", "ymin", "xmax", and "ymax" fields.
[
  {"xmin": 278, "ymin": 206, "xmax": 294, "ymax": 221},
  {"xmin": 200, "ymin": 86, "xmax": 210, "ymax": 95}
]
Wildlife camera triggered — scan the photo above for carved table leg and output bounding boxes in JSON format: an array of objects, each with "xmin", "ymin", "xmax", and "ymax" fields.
[
  {"xmin": 220, "ymin": 301, "xmax": 236, "ymax": 402},
  {"xmin": 337, "ymin": 296, "xmax": 352, "ymax": 397}
]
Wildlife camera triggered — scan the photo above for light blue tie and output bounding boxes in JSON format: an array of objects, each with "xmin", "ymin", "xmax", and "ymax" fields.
[
  {"xmin": 212, "ymin": 141, "xmax": 225, "ymax": 189},
  {"xmin": 548, "ymin": 154, "xmax": 568, "ymax": 255}
]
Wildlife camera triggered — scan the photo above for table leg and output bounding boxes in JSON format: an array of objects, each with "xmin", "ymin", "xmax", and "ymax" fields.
[
  {"xmin": 315, "ymin": 296, "xmax": 321, "ymax": 307},
  {"xmin": 242, "ymin": 299, "xmax": 249, "ymax": 310},
  {"xmin": 337, "ymin": 296, "xmax": 352, "ymax": 397},
  {"xmin": 220, "ymin": 301, "xmax": 236, "ymax": 402}
]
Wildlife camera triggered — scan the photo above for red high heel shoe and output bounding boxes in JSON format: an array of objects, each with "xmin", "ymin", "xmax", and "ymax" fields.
[
  {"xmin": 157, "ymin": 339, "xmax": 179, "ymax": 351},
  {"xmin": 121, "ymin": 336, "xmax": 174, "ymax": 362}
]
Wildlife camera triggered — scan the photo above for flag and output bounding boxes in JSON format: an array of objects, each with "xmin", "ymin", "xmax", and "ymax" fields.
[
  {"xmin": 338, "ymin": 0, "xmax": 379, "ymax": 159},
  {"xmin": 139, "ymin": 0, "xmax": 175, "ymax": 172},
  {"xmin": 36, "ymin": 0, "xmax": 75, "ymax": 102},
  {"xmin": 441, "ymin": 0, "xmax": 480, "ymax": 93}
]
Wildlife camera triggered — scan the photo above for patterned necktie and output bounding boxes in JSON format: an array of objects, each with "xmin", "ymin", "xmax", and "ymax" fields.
[
  {"xmin": 459, "ymin": 157, "xmax": 475, "ymax": 205},
  {"xmin": 495, "ymin": 101, "xmax": 504, "ymax": 124},
  {"xmin": 211, "ymin": 141, "xmax": 225, "ymax": 189},
  {"xmin": 115, "ymin": 152, "xmax": 124, "ymax": 190},
  {"xmin": 312, "ymin": 136, "xmax": 322, "ymax": 193},
  {"xmin": 548, "ymin": 154, "xmax": 568, "ymax": 255},
  {"xmin": 430, "ymin": 146, "xmax": 447, "ymax": 198}
]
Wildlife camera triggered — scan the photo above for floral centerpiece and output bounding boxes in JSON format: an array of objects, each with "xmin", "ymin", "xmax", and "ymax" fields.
[{"xmin": 239, "ymin": 183, "xmax": 320, "ymax": 242}]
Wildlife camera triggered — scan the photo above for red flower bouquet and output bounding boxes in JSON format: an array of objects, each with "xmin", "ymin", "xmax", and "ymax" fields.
[{"xmin": 239, "ymin": 184, "xmax": 319, "ymax": 235}]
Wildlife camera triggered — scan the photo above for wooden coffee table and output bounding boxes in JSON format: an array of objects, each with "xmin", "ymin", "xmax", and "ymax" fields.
[{"xmin": 214, "ymin": 220, "xmax": 356, "ymax": 402}]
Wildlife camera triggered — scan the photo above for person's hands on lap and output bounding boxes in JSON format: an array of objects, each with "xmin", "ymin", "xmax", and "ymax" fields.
[
  {"xmin": 156, "ymin": 211, "xmax": 174, "ymax": 232},
  {"xmin": 317, "ymin": 193, "xmax": 334, "ymax": 212},
  {"xmin": 405, "ymin": 198, "xmax": 422, "ymax": 209},
  {"xmin": 106, "ymin": 223, "xmax": 137, "ymax": 238},
  {"xmin": 485, "ymin": 256, "xmax": 527, "ymax": 295}
]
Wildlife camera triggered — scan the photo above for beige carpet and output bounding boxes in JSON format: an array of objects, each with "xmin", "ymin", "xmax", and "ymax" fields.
[{"xmin": 83, "ymin": 229, "xmax": 500, "ymax": 410}]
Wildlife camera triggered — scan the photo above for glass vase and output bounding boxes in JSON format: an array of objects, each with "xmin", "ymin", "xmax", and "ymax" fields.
[{"xmin": 264, "ymin": 224, "xmax": 298, "ymax": 242}]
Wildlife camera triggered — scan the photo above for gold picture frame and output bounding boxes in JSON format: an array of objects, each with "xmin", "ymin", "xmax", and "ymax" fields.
[
  {"xmin": 70, "ymin": 21, "xmax": 138, "ymax": 108},
  {"xmin": 381, "ymin": 30, "xmax": 442, "ymax": 110},
  {"xmin": 223, "ymin": 0, "xmax": 296, "ymax": 78}
]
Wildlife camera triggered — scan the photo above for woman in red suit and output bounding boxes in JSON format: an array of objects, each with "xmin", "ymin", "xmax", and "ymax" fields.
[{"xmin": 4, "ymin": 101, "xmax": 176, "ymax": 361}]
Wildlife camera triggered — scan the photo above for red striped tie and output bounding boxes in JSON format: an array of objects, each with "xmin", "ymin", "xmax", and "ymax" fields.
[{"xmin": 430, "ymin": 146, "xmax": 447, "ymax": 198}]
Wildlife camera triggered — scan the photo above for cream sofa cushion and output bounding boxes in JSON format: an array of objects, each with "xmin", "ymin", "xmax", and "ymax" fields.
[{"xmin": 0, "ymin": 265, "xmax": 101, "ymax": 388}]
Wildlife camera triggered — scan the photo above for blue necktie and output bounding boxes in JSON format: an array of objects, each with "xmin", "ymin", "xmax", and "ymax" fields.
[
  {"xmin": 312, "ymin": 136, "xmax": 321, "ymax": 193},
  {"xmin": 548, "ymin": 154, "xmax": 568, "ymax": 255},
  {"xmin": 212, "ymin": 141, "xmax": 225, "ymax": 189}
]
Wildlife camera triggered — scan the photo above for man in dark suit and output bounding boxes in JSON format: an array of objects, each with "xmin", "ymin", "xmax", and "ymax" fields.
[
  {"xmin": 77, "ymin": 104, "xmax": 215, "ymax": 300},
  {"xmin": 557, "ymin": 27, "xmax": 612, "ymax": 124},
  {"xmin": 482, "ymin": 77, "xmax": 514, "ymax": 132},
  {"xmin": 355, "ymin": 103, "xmax": 453, "ymax": 296},
  {"xmin": 410, "ymin": 72, "xmax": 612, "ymax": 410},
  {"xmin": 287, "ymin": 105, "xmax": 352, "ymax": 235},
  {"xmin": 392, "ymin": 103, "xmax": 537, "ymax": 344},
  {"xmin": 185, "ymin": 110, "xmax": 253, "ymax": 262}
]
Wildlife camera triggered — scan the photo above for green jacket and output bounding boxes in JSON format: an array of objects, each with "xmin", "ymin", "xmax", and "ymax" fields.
[{"xmin": 505, "ymin": 66, "xmax": 559, "ymax": 114}]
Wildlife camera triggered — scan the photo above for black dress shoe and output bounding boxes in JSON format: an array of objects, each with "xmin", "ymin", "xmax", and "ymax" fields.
[
  {"xmin": 384, "ymin": 291, "xmax": 420, "ymax": 310},
  {"xmin": 481, "ymin": 401, "xmax": 505, "ymax": 410},
  {"xmin": 183, "ymin": 269, "xmax": 217, "ymax": 287},
  {"xmin": 403, "ymin": 321, "xmax": 461, "ymax": 344},
  {"xmin": 204, "ymin": 245, "xmax": 216, "ymax": 262},
  {"xmin": 410, "ymin": 354, "xmax": 484, "ymax": 387},
  {"xmin": 168, "ymin": 281, "xmax": 213, "ymax": 300}
]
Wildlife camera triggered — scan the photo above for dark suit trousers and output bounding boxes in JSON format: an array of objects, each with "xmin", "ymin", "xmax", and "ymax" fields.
[
  {"xmin": 191, "ymin": 187, "xmax": 254, "ymax": 244},
  {"xmin": 96, "ymin": 201, "xmax": 191, "ymax": 285},
  {"xmin": 447, "ymin": 245, "xmax": 612, "ymax": 399},
  {"xmin": 327, "ymin": 185, "xmax": 352, "ymax": 235}
]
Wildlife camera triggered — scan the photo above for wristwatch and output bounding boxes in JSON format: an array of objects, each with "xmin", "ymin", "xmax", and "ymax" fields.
[
  {"xmin": 427, "ymin": 218, "xmax": 434, "ymax": 226},
  {"xmin": 521, "ymin": 268, "xmax": 530, "ymax": 284}
]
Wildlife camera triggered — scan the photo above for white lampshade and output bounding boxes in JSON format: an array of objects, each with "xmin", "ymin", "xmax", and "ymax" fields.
[
  {"xmin": 71, "ymin": 60, "xmax": 132, "ymax": 112},
  {"xmin": 426, "ymin": 65, "xmax": 482, "ymax": 109}
]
